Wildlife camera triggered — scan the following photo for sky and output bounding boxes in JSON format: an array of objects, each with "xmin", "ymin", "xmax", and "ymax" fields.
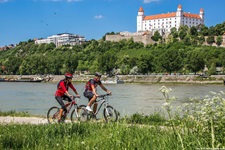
[{"xmin": 0, "ymin": 0, "xmax": 225, "ymax": 47}]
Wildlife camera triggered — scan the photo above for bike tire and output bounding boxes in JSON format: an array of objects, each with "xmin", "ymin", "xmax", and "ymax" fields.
[
  {"xmin": 78, "ymin": 105, "xmax": 95, "ymax": 121},
  {"xmin": 71, "ymin": 106, "xmax": 88, "ymax": 123},
  {"xmin": 103, "ymin": 105, "xmax": 118, "ymax": 123},
  {"xmin": 47, "ymin": 106, "xmax": 60, "ymax": 123}
]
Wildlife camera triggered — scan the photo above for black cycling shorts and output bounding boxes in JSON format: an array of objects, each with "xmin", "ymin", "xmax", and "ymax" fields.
[
  {"xmin": 83, "ymin": 91, "xmax": 94, "ymax": 101},
  {"xmin": 55, "ymin": 95, "xmax": 72, "ymax": 109}
]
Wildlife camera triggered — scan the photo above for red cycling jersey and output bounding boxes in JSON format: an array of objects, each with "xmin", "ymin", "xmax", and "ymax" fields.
[
  {"xmin": 84, "ymin": 78, "xmax": 102, "ymax": 92},
  {"xmin": 55, "ymin": 80, "xmax": 77, "ymax": 96}
]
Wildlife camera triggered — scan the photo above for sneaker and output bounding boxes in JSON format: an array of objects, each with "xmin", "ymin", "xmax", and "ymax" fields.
[{"xmin": 86, "ymin": 106, "xmax": 93, "ymax": 112}]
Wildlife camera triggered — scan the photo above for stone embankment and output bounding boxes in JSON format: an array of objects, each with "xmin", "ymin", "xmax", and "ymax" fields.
[{"xmin": 1, "ymin": 74, "xmax": 225, "ymax": 84}]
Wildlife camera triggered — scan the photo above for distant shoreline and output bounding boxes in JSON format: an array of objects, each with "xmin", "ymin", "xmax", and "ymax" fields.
[{"xmin": 1, "ymin": 74, "xmax": 225, "ymax": 84}]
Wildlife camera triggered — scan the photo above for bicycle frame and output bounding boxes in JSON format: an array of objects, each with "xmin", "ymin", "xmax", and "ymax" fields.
[
  {"xmin": 91, "ymin": 94, "xmax": 110, "ymax": 116},
  {"xmin": 63, "ymin": 97, "xmax": 79, "ymax": 118},
  {"xmin": 47, "ymin": 95, "xmax": 88, "ymax": 123}
]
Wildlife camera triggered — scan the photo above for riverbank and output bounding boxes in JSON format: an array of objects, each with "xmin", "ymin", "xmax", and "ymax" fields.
[{"xmin": 0, "ymin": 74, "xmax": 225, "ymax": 84}]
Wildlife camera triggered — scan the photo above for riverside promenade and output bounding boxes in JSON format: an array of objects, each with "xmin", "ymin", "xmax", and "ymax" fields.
[{"xmin": 1, "ymin": 74, "xmax": 225, "ymax": 84}]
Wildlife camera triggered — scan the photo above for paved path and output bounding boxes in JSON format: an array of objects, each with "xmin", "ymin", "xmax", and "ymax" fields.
[{"xmin": 0, "ymin": 116, "xmax": 48, "ymax": 124}]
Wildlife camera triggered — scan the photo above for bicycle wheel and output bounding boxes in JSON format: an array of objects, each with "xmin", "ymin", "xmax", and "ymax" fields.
[
  {"xmin": 47, "ymin": 106, "xmax": 60, "ymax": 123},
  {"xmin": 71, "ymin": 106, "xmax": 88, "ymax": 123},
  {"xmin": 103, "ymin": 105, "xmax": 118, "ymax": 122},
  {"xmin": 77, "ymin": 105, "xmax": 95, "ymax": 121}
]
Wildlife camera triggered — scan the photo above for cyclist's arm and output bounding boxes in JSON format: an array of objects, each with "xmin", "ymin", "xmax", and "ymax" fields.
[
  {"xmin": 91, "ymin": 84, "xmax": 98, "ymax": 96},
  {"xmin": 99, "ymin": 84, "xmax": 111, "ymax": 94},
  {"xmin": 69, "ymin": 84, "xmax": 80, "ymax": 97},
  {"xmin": 69, "ymin": 84, "xmax": 78, "ymax": 95}
]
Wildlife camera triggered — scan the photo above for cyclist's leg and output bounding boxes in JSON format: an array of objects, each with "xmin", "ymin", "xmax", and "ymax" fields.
[
  {"xmin": 83, "ymin": 91, "xmax": 97, "ymax": 111},
  {"xmin": 62, "ymin": 95, "xmax": 72, "ymax": 111},
  {"xmin": 93, "ymin": 102, "xmax": 98, "ymax": 113},
  {"xmin": 55, "ymin": 96, "xmax": 66, "ymax": 120}
]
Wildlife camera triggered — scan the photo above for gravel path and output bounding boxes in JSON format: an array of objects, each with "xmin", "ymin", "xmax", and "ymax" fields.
[{"xmin": 0, "ymin": 116, "xmax": 48, "ymax": 124}]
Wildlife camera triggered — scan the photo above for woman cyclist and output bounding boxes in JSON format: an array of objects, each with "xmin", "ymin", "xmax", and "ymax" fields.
[{"xmin": 55, "ymin": 73, "xmax": 80, "ymax": 122}]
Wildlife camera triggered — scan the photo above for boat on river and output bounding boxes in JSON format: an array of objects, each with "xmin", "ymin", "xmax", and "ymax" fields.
[
  {"xmin": 101, "ymin": 76, "xmax": 124, "ymax": 84},
  {"xmin": 101, "ymin": 79, "xmax": 124, "ymax": 84},
  {"xmin": 0, "ymin": 76, "xmax": 43, "ymax": 82}
]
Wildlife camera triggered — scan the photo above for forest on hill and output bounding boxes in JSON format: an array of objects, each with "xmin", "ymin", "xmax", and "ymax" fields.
[{"xmin": 0, "ymin": 22, "xmax": 225, "ymax": 76}]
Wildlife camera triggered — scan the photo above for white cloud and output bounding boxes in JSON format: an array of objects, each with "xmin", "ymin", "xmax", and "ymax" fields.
[
  {"xmin": 94, "ymin": 15, "xmax": 103, "ymax": 19},
  {"xmin": 0, "ymin": 0, "xmax": 9, "ymax": 3},
  {"xmin": 144, "ymin": 0, "xmax": 160, "ymax": 3}
]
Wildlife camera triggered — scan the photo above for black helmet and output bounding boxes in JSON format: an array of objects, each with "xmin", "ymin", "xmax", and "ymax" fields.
[
  {"xmin": 65, "ymin": 73, "xmax": 73, "ymax": 78},
  {"xmin": 95, "ymin": 72, "xmax": 102, "ymax": 77}
]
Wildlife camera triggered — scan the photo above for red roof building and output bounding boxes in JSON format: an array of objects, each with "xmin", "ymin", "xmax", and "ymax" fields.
[{"xmin": 137, "ymin": 4, "xmax": 204, "ymax": 35}]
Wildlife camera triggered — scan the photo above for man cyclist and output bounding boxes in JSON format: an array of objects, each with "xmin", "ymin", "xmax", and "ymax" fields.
[
  {"xmin": 55, "ymin": 73, "xmax": 80, "ymax": 122},
  {"xmin": 83, "ymin": 72, "xmax": 111, "ymax": 112}
]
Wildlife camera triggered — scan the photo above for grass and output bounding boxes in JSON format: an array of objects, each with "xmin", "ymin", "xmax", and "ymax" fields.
[
  {"xmin": 0, "ymin": 110, "xmax": 45, "ymax": 118},
  {"xmin": 0, "ymin": 110, "xmax": 33, "ymax": 117},
  {"xmin": 0, "ymin": 110, "xmax": 225, "ymax": 149},
  {"xmin": 0, "ymin": 121, "xmax": 214, "ymax": 150}
]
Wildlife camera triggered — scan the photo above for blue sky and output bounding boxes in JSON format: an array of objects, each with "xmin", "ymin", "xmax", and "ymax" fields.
[{"xmin": 0, "ymin": 0, "xmax": 225, "ymax": 47}]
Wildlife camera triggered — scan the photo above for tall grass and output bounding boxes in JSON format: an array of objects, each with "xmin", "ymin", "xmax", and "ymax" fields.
[{"xmin": 0, "ymin": 122, "xmax": 213, "ymax": 150}]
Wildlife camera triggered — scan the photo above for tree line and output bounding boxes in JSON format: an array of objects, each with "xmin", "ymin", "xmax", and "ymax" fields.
[{"xmin": 0, "ymin": 22, "xmax": 225, "ymax": 76}]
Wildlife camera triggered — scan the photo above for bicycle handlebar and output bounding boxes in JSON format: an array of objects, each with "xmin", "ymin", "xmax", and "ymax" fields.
[
  {"xmin": 72, "ymin": 95, "xmax": 80, "ymax": 99},
  {"xmin": 98, "ymin": 93, "xmax": 111, "ymax": 98}
]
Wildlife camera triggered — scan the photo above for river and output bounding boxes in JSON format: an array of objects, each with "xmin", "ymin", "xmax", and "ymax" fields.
[{"xmin": 0, "ymin": 82, "xmax": 224, "ymax": 117}]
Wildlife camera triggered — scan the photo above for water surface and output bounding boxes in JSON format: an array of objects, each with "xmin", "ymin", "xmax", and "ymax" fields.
[{"xmin": 0, "ymin": 82, "xmax": 224, "ymax": 116}]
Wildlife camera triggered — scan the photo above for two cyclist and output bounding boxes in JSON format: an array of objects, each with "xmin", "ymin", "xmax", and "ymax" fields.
[
  {"xmin": 83, "ymin": 72, "xmax": 111, "ymax": 112},
  {"xmin": 55, "ymin": 72, "xmax": 111, "ymax": 120},
  {"xmin": 55, "ymin": 73, "xmax": 81, "ymax": 122}
]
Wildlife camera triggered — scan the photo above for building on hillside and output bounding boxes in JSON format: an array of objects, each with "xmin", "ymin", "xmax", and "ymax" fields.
[
  {"xmin": 137, "ymin": 4, "xmax": 204, "ymax": 35},
  {"xmin": 35, "ymin": 33, "xmax": 86, "ymax": 47},
  {"xmin": 0, "ymin": 44, "xmax": 16, "ymax": 51}
]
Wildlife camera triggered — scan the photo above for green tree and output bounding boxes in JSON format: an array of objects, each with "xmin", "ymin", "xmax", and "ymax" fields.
[
  {"xmin": 186, "ymin": 50, "xmax": 205, "ymax": 74},
  {"xmin": 216, "ymin": 36, "xmax": 223, "ymax": 46},
  {"xmin": 137, "ymin": 54, "xmax": 154, "ymax": 74},
  {"xmin": 157, "ymin": 49, "xmax": 183, "ymax": 74},
  {"xmin": 151, "ymin": 31, "xmax": 162, "ymax": 41},
  {"xmin": 189, "ymin": 26, "xmax": 198, "ymax": 36},
  {"xmin": 178, "ymin": 25, "xmax": 189, "ymax": 40},
  {"xmin": 207, "ymin": 35, "xmax": 215, "ymax": 45},
  {"xmin": 170, "ymin": 27, "xmax": 178, "ymax": 38},
  {"xmin": 98, "ymin": 51, "xmax": 117, "ymax": 75}
]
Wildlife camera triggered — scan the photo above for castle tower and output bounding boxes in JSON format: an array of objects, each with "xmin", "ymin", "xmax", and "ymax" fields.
[
  {"xmin": 200, "ymin": 8, "xmax": 204, "ymax": 24},
  {"xmin": 176, "ymin": 4, "xmax": 183, "ymax": 27},
  {"xmin": 137, "ymin": 6, "xmax": 144, "ymax": 32}
]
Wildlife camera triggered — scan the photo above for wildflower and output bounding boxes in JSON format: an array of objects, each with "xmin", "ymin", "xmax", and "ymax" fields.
[{"xmin": 162, "ymin": 102, "xmax": 170, "ymax": 107}]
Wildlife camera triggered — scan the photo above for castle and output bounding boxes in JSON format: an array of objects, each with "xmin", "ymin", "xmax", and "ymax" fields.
[
  {"xmin": 137, "ymin": 4, "xmax": 204, "ymax": 35},
  {"xmin": 106, "ymin": 4, "xmax": 207, "ymax": 45}
]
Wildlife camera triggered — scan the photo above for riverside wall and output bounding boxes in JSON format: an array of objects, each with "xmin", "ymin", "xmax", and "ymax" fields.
[{"xmin": 1, "ymin": 75, "xmax": 225, "ymax": 84}]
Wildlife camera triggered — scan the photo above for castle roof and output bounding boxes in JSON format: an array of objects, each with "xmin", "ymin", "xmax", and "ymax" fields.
[
  {"xmin": 138, "ymin": 6, "xmax": 144, "ymax": 12},
  {"xmin": 144, "ymin": 12, "xmax": 176, "ymax": 20},
  {"xmin": 144, "ymin": 12, "xmax": 201, "ymax": 20},
  {"xmin": 183, "ymin": 12, "xmax": 201, "ymax": 19},
  {"xmin": 200, "ymin": 8, "xmax": 204, "ymax": 12}
]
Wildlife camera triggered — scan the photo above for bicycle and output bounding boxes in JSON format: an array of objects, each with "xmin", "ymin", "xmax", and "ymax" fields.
[
  {"xmin": 47, "ymin": 96, "xmax": 88, "ymax": 123},
  {"xmin": 80, "ymin": 94, "xmax": 118, "ymax": 123}
]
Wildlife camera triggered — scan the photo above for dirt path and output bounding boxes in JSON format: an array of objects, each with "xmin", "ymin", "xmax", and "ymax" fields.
[{"xmin": 0, "ymin": 116, "xmax": 48, "ymax": 124}]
